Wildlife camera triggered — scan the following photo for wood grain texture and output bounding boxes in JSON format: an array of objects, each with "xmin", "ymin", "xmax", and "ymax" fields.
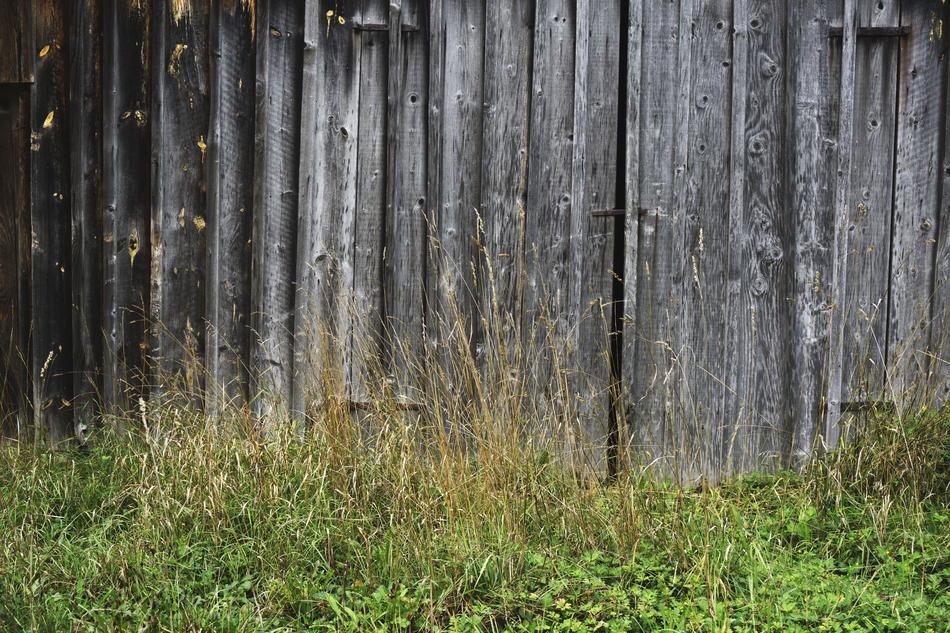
[
  {"xmin": 787, "ymin": 0, "xmax": 835, "ymax": 465},
  {"xmin": 0, "ymin": 0, "xmax": 34, "ymax": 83},
  {"xmin": 293, "ymin": 0, "xmax": 361, "ymax": 417},
  {"xmin": 568, "ymin": 0, "xmax": 621, "ymax": 475},
  {"xmin": 102, "ymin": 0, "xmax": 151, "ymax": 411},
  {"xmin": 350, "ymin": 0, "xmax": 389, "ymax": 405},
  {"xmin": 887, "ymin": 0, "xmax": 947, "ymax": 405},
  {"xmin": 522, "ymin": 0, "xmax": 575, "ymax": 426},
  {"xmin": 479, "ymin": 0, "xmax": 533, "ymax": 366},
  {"xmin": 425, "ymin": 0, "xmax": 485, "ymax": 381},
  {"xmin": 0, "ymin": 89, "xmax": 30, "ymax": 438},
  {"xmin": 626, "ymin": 0, "xmax": 681, "ymax": 467},
  {"xmin": 933, "ymin": 3, "xmax": 950, "ymax": 407},
  {"xmin": 383, "ymin": 0, "xmax": 427, "ymax": 399},
  {"xmin": 620, "ymin": 0, "xmax": 643, "ymax": 468},
  {"xmin": 206, "ymin": 0, "xmax": 255, "ymax": 414},
  {"xmin": 31, "ymin": 0, "xmax": 74, "ymax": 442},
  {"xmin": 69, "ymin": 0, "xmax": 103, "ymax": 435},
  {"xmin": 726, "ymin": 0, "xmax": 791, "ymax": 471},
  {"xmin": 249, "ymin": 0, "xmax": 303, "ymax": 424},
  {"xmin": 150, "ymin": 0, "xmax": 210, "ymax": 398},
  {"xmin": 932, "ymin": 12, "xmax": 950, "ymax": 406},
  {"xmin": 839, "ymin": 4, "xmax": 900, "ymax": 408},
  {"xmin": 682, "ymin": 0, "xmax": 733, "ymax": 477},
  {"xmin": 825, "ymin": 0, "xmax": 859, "ymax": 448}
]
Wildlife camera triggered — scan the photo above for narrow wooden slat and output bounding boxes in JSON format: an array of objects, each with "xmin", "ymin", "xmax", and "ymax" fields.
[
  {"xmin": 0, "ymin": 88, "xmax": 31, "ymax": 437},
  {"xmin": 0, "ymin": 1, "xmax": 34, "ymax": 83},
  {"xmin": 682, "ymin": 0, "xmax": 732, "ymax": 478},
  {"xmin": 522, "ymin": 0, "xmax": 575, "ymax": 428},
  {"xmin": 479, "ymin": 0, "xmax": 533, "ymax": 369},
  {"xmin": 150, "ymin": 0, "xmax": 211, "ymax": 399},
  {"xmin": 825, "ymin": 0, "xmax": 859, "ymax": 448},
  {"xmin": 787, "ymin": 0, "xmax": 835, "ymax": 465},
  {"xmin": 568, "ymin": 0, "xmax": 621, "ymax": 475},
  {"xmin": 350, "ymin": 0, "xmax": 390, "ymax": 405},
  {"xmin": 620, "ymin": 0, "xmax": 643, "ymax": 469},
  {"xmin": 293, "ymin": 0, "xmax": 361, "ymax": 417},
  {"xmin": 249, "ymin": 0, "xmax": 303, "ymax": 424},
  {"xmin": 31, "ymin": 0, "xmax": 73, "ymax": 441},
  {"xmin": 627, "ymin": 0, "xmax": 681, "ymax": 469},
  {"xmin": 383, "ymin": 0, "xmax": 427, "ymax": 398},
  {"xmin": 886, "ymin": 0, "xmax": 947, "ymax": 406},
  {"xmin": 735, "ymin": 0, "xmax": 792, "ymax": 470},
  {"xmin": 932, "ymin": 34, "xmax": 950, "ymax": 407},
  {"xmin": 69, "ymin": 0, "xmax": 103, "ymax": 436},
  {"xmin": 206, "ymin": 0, "xmax": 255, "ymax": 415},
  {"xmin": 102, "ymin": 0, "xmax": 151, "ymax": 411},
  {"xmin": 426, "ymin": 0, "xmax": 485, "ymax": 380},
  {"xmin": 838, "ymin": 2, "xmax": 900, "ymax": 412}
]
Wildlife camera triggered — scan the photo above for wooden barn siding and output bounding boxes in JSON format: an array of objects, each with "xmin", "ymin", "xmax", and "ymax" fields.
[{"xmin": 4, "ymin": 0, "xmax": 949, "ymax": 478}]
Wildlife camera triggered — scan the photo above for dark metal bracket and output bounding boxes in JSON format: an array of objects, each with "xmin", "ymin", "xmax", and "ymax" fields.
[
  {"xmin": 351, "ymin": 22, "xmax": 421, "ymax": 33},
  {"xmin": 828, "ymin": 25, "xmax": 911, "ymax": 38}
]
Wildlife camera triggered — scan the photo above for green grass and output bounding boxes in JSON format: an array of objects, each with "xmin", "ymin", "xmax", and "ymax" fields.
[{"xmin": 1, "ymin": 403, "xmax": 948, "ymax": 631}]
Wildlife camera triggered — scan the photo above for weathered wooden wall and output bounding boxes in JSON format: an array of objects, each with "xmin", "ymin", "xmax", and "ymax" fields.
[{"xmin": 0, "ymin": 0, "xmax": 948, "ymax": 478}]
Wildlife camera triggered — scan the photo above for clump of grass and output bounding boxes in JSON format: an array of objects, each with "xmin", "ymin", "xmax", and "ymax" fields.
[
  {"xmin": 1, "ymin": 389, "xmax": 947, "ymax": 630},
  {"xmin": 3, "ymin": 240, "xmax": 949, "ymax": 630}
]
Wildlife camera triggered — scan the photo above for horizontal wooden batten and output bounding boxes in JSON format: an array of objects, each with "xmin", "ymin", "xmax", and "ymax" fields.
[{"xmin": 827, "ymin": 25, "xmax": 911, "ymax": 38}]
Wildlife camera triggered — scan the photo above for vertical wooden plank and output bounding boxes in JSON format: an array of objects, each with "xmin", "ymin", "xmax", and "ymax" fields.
[
  {"xmin": 69, "ymin": 0, "xmax": 103, "ymax": 436},
  {"xmin": 0, "ymin": 0, "xmax": 34, "ymax": 83},
  {"xmin": 479, "ymin": 0, "xmax": 533, "ymax": 366},
  {"xmin": 0, "ymin": 92, "xmax": 19, "ymax": 433},
  {"xmin": 726, "ymin": 0, "xmax": 791, "ymax": 471},
  {"xmin": 626, "ymin": 0, "xmax": 681, "ymax": 469},
  {"xmin": 838, "ymin": 4, "xmax": 901, "ymax": 411},
  {"xmin": 150, "ymin": 0, "xmax": 211, "ymax": 398},
  {"xmin": 384, "ymin": 0, "xmax": 427, "ymax": 399},
  {"xmin": 787, "ymin": 0, "xmax": 834, "ymax": 465},
  {"xmin": 620, "ymin": 0, "xmax": 643, "ymax": 469},
  {"xmin": 522, "ymin": 0, "xmax": 574, "ymax": 426},
  {"xmin": 206, "ymin": 0, "xmax": 255, "ymax": 414},
  {"xmin": 682, "ymin": 0, "xmax": 733, "ymax": 477},
  {"xmin": 31, "ymin": 0, "xmax": 73, "ymax": 441},
  {"xmin": 887, "ymin": 0, "xmax": 947, "ymax": 405},
  {"xmin": 102, "ymin": 0, "xmax": 151, "ymax": 411},
  {"xmin": 249, "ymin": 0, "xmax": 303, "ymax": 424},
  {"xmin": 426, "ymin": 0, "xmax": 485, "ymax": 377},
  {"xmin": 825, "ymin": 0, "xmax": 859, "ymax": 448},
  {"xmin": 350, "ymin": 0, "xmax": 389, "ymax": 405},
  {"xmin": 293, "ymin": 0, "xmax": 361, "ymax": 417},
  {"xmin": 568, "ymin": 0, "xmax": 621, "ymax": 474},
  {"xmin": 932, "ymin": 19, "xmax": 950, "ymax": 406},
  {"xmin": 0, "ymin": 88, "xmax": 31, "ymax": 437}
]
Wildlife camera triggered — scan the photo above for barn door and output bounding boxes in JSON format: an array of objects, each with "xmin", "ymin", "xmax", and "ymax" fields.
[{"xmin": 829, "ymin": 0, "xmax": 949, "ymax": 436}]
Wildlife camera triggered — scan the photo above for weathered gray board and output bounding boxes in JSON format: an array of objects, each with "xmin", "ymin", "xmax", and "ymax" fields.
[{"xmin": 3, "ymin": 0, "xmax": 949, "ymax": 480}]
